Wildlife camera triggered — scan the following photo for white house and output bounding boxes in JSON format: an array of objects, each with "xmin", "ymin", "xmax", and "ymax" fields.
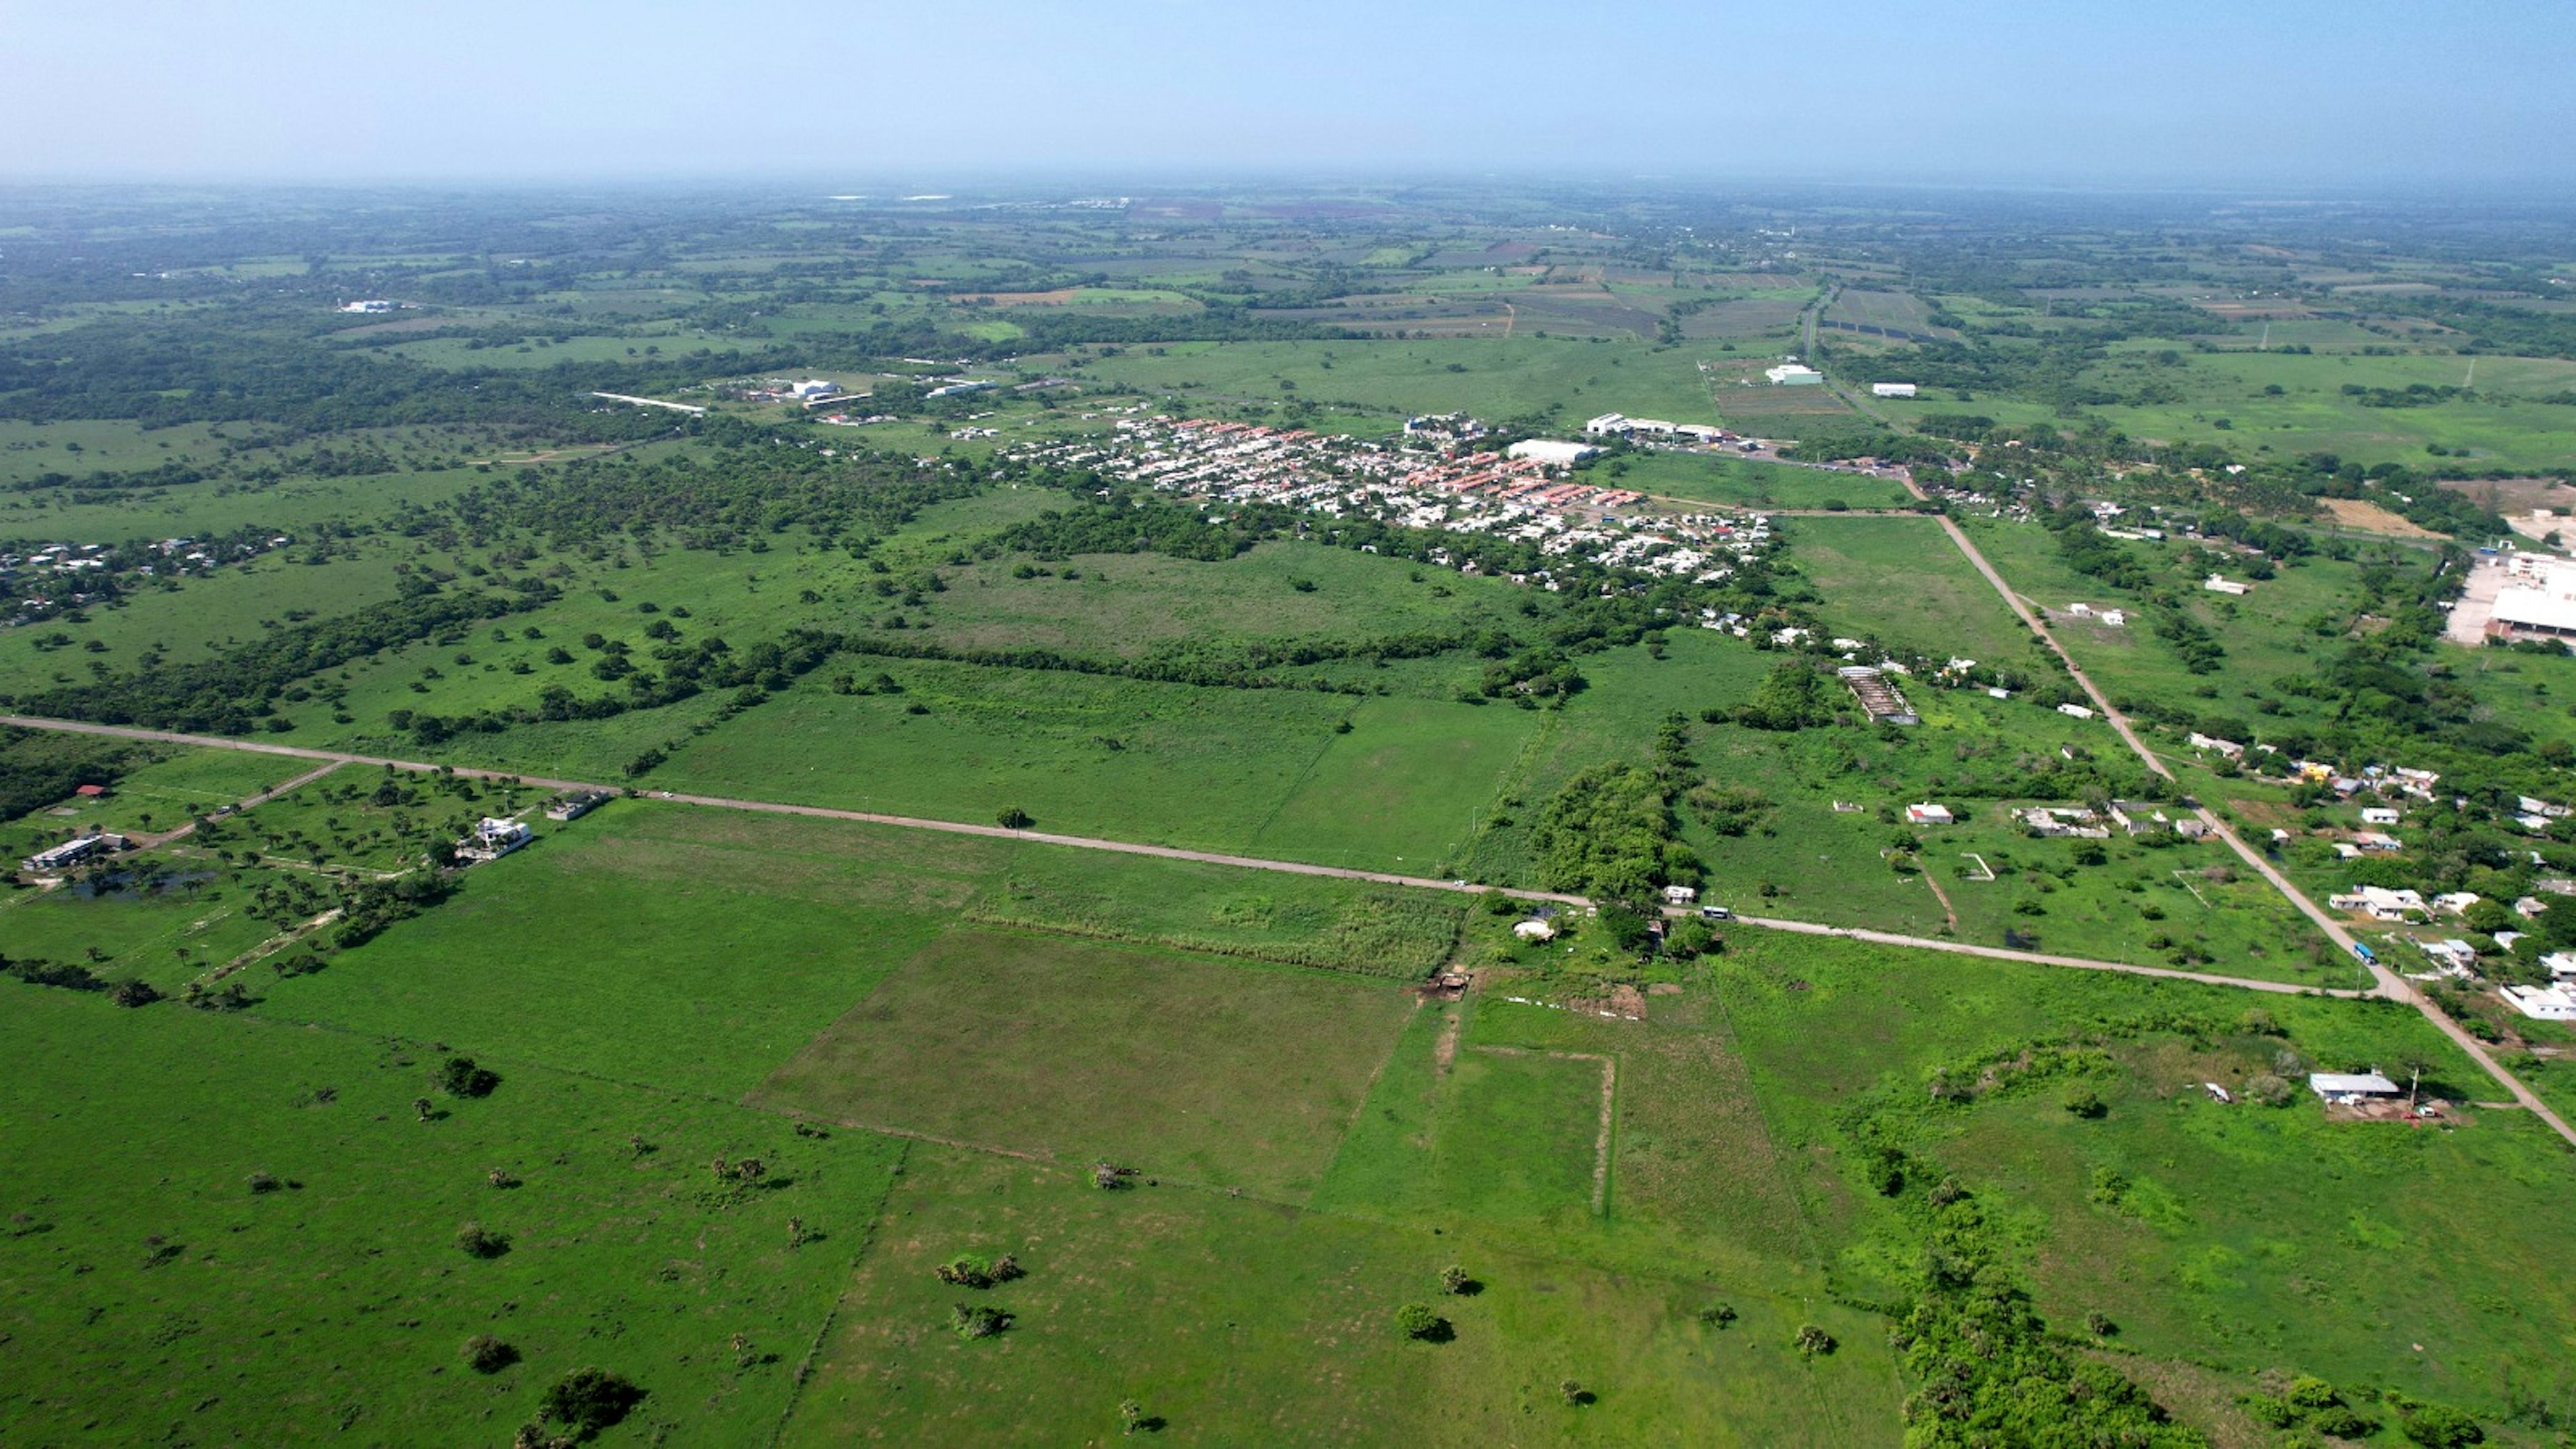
[
  {"xmin": 2502, "ymin": 983, "xmax": 2576, "ymax": 1021},
  {"xmin": 2204, "ymin": 575, "xmax": 2251, "ymax": 596},
  {"xmin": 2359, "ymin": 806, "xmax": 2402, "ymax": 826},
  {"xmin": 1663, "ymin": 884, "xmax": 1699, "ymax": 905},
  {"xmin": 2329, "ymin": 885, "xmax": 2428, "ymax": 921},
  {"xmin": 2186, "ymin": 733, "xmax": 2245, "ymax": 759},
  {"xmin": 1870, "ymin": 382, "xmax": 1918, "ymax": 398},
  {"xmin": 2058, "ymin": 703, "xmax": 2096, "ymax": 720},
  {"xmin": 2308, "ymin": 1071, "xmax": 2401, "ymax": 1102},
  {"xmin": 1905, "ymin": 802, "xmax": 1954, "ymax": 826},
  {"xmin": 1764, "ymin": 363, "xmax": 1823, "ymax": 386}
]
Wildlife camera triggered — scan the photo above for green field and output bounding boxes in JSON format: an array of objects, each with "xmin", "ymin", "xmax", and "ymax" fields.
[
  {"xmin": 754, "ymin": 930, "xmax": 1416, "ymax": 1199},
  {"xmin": 1593, "ymin": 449, "xmax": 1915, "ymax": 510},
  {"xmin": 1790, "ymin": 515, "xmax": 2041, "ymax": 665}
]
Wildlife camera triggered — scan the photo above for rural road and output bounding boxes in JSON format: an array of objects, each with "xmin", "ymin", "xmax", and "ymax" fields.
[
  {"xmin": 4, "ymin": 712, "xmax": 2355, "ymax": 1002},
  {"xmin": 1901, "ymin": 489, "xmax": 2576, "ymax": 1146}
]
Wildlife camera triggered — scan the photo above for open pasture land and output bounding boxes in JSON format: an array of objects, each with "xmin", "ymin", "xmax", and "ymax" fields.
[
  {"xmin": 0, "ymin": 853, "xmax": 282, "ymax": 991},
  {"xmin": 249, "ymin": 803, "xmax": 994, "ymax": 1095},
  {"xmin": 782, "ymin": 1146, "xmax": 1900, "ymax": 1448},
  {"xmin": 1713, "ymin": 930, "xmax": 2576, "ymax": 1424},
  {"xmin": 644, "ymin": 663, "xmax": 1359, "ymax": 857},
  {"xmin": 753, "ymin": 930, "xmax": 1417, "ymax": 1199},
  {"xmin": 1244, "ymin": 694, "xmax": 1542, "ymax": 870},
  {"xmin": 1598, "ymin": 449, "xmax": 1913, "ymax": 510},
  {"xmin": 925, "ymin": 537, "xmax": 1519, "ymax": 661},
  {"xmin": 0, "ymin": 982, "xmax": 904, "ymax": 1448},
  {"xmin": 2076, "ymin": 347, "xmax": 2576, "ymax": 470},
  {"xmin": 1788, "ymin": 514, "xmax": 2043, "ymax": 665},
  {"xmin": 1073, "ymin": 337, "xmax": 1735, "ymax": 431},
  {"xmin": 966, "ymin": 839, "xmax": 1467, "ymax": 977}
]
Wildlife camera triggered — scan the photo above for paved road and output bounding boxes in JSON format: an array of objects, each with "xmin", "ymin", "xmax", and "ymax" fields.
[
  {"xmin": 4, "ymin": 712, "xmax": 2347, "ymax": 1000},
  {"xmin": 1911, "ymin": 506, "xmax": 2576, "ymax": 1147}
]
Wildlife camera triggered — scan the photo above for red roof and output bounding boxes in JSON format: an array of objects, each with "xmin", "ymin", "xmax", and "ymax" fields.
[{"xmin": 73, "ymin": 784, "xmax": 107, "ymax": 797}]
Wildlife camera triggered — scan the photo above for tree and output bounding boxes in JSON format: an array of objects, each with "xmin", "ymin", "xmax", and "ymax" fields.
[
  {"xmin": 541, "ymin": 1367, "xmax": 645, "ymax": 1434},
  {"xmin": 462, "ymin": 1334, "xmax": 518, "ymax": 1373},
  {"xmin": 1119, "ymin": 1400, "xmax": 1144, "ymax": 1436},
  {"xmin": 949, "ymin": 1303, "xmax": 1010, "ymax": 1340},
  {"xmin": 109, "ymin": 979, "xmax": 162, "ymax": 1008},
  {"xmin": 2062, "ymin": 1087, "xmax": 2107, "ymax": 1119},
  {"xmin": 456, "ymin": 1222, "xmax": 509, "ymax": 1258},
  {"xmin": 1440, "ymin": 1265, "xmax": 1472, "ymax": 1295},
  {"xmin": 1393, "ymin": 1302, "xmax": 1446, "ymax": 1340},
  {"xmin": 1794, "ymin": 1324, "xmax": 1835, "ymax": 1356},
  {"xmin": 996, "ymin": 806, "xmax": 1034, "ymax": 830},
  {"xmin": 439, "ymin": 1055, "xmax": 500, "ymax": 1098}
]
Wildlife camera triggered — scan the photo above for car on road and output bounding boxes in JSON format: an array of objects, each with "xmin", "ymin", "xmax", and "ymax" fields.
[{"xmin": 1701, "ymin": 905, "xmax": 1732, "ymax": 920}]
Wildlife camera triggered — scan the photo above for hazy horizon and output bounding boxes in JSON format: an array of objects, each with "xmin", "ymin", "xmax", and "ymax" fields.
[{"xmin": 4, "ymin": 0, "xmax": 2571, "ymax": 189}]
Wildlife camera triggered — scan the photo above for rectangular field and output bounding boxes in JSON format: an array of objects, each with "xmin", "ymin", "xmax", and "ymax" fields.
[{"xmin": 753, "ymin": 930, "xmax": 1417, "ymax": 1199}]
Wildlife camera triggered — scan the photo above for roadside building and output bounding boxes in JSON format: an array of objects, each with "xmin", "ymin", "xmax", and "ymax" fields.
[
  {"xmin": 1905, "ymin": 802, "xmax": 1953, "ymax": 826},
  {"xmin": 1764, "ymin": 363, "xmax": 1823, "ymax": 385},
  {"xmin": 2308, "ymin": 1071, "xmax": 2401, "ymax": 1104},
  {"xmin": 21, "ymin": 832, "xmax": 129, "ymax": 874},
  {"xmin": 1870, "ymin": 382, "xmax": 1918, "ymax": 398}
]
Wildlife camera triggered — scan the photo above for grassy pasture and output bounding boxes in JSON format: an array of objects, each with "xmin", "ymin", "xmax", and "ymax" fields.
[
  {"xmin": 781, "ymin": 1146, "xmax": 1901, "ymax": 1448},
  {"xmin": 645, "ymin": 663, "xmax": 1354, "ymax": 855},
  {"xmin": 966, "ymin": 841, "xmax": 1466, "ymax": 977},
  {"xmin": 0, "ymin": 857, "xmax": 278, "ymax": 990},
  {"xmin": 753, "ymin": 930, "xmax": 1415, "ymax": 1200},
  {"xmin": 1074, "ymin": 336, "xmax": 1732, "ymax": 429},
  {"xmin": 1593, "ymin": 449, "xmax": 1914, "ymax": 510},
  {"xmin": 1787, "ymin": 514, "xmax": 2039, "ymax": 664},
  {"xmin": 0, "ymin": 982, "xmax": 904, "ymax": 1448},
  {"xmin": 1245, "ymin": 694, "xmax": 1540, "ymax": 870},
  {"xmin": 249, "ymin": 804, "xmax": 990, "ymax": 1095},
  {"xmin": 1712, "ymin": 930, "xmax": 2576, "ymax": 1419}
]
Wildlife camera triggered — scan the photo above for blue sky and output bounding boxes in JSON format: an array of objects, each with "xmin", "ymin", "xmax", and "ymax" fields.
[{"xmin": 2, "ymin": 0, "xmax": 2569, "ymax": 186}]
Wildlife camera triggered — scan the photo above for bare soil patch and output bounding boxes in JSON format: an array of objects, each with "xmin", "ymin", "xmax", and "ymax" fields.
[{"xmin": 2320, "ymin": 498, "xmax": 2445, "ymax": 539}]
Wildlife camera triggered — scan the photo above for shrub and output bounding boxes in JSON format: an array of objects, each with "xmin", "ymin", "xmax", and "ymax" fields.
[
  {"xmin": 2399, "ymin": 1402, "xmax": 2483, "ymax": 1448},
  {"xmin": 949, "ymin": 1303, "xmax": 1010, "ymax": 1340},
  {"xmin": 1440, "ymin": 1265, "xmax": 1472, "ymax": 1295},
  {"xmin": 1794, "ymin": 1324, "xmax": 1835, "ymax": 1357},
  {"xmin": 2062, "ymin": 1088, "xmax": 2106, "ymax": 1119},
  {"xmin": 462, "ymin": 1334, "xmax": 518, "ymax": 1373},
  {"xmin": 1697, "ymin": 1303, "xmax": 1736, "ymax": 1328},
  {"xmin": 540, "ymin": 1367, "xmax": 644, "ymax": 1434},
  {"xmin": 2285, "ymin": 1375, "xmax": 2340, "ymax": 1410},
  {"xmin": 456, "ymin": 1222, "xmax": 510, "ymax": 1258},
  {"xmin": 2083, "ymin": 1310, "xmax": 2115, "ymax": 1337},
  {"xmin": 2243, "ymin": 1072, "xmax": 2295, "ymax": 1107},
  {"xmin": 997, "ymin": 806, "xmax": 1034, "ymax": 830},
  {"xmin": 246, "ymin": 1171, "xmax": 280, "ymax": 1195},
  {"xmin": 1393, "ymin": 1302, "xmax": 1446, "ymax": 1340}
]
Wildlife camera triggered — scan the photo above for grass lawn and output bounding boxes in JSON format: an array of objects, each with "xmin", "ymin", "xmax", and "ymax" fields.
[
  {"xmin": 0, "ymin": 981, "xmax": 904, "ymax": 1447},
  {"xmin": 778, "ymin": 1146, "xmax": 1901, "ymax": 1448},
  {"xmin": 1790, "ymin": 515, "xmax": 2040, "ymax": 665},
  {"xmin": 751, "ymin": 930, "xmax": 1417, "ymax": 1200},
  {"xmin": 966, "ymin": 841, "xmax": 1466, "ymax": 978},
  {"xmin": 0, "ymin": 860, "xmax": 278, "ymax": 991},
  {"xmin": 1591, "ymin": 450, "xmax": 1914, "ymax": 511},
  {"xmin": 249, "ymin": 804, "xmax": 996, "ymax": 1095},
  {"xmin": 1245, "ymin": 694, "xmax": 1542, "ymax": 870},
  {"xmin": 645, "ymin": 662, "xmax": 1356, "ymax": 855}
]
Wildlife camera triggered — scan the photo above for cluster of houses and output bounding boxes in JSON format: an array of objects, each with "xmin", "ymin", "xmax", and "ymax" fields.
[
  {"xmin": 1016, "ymin": 417, "xmax": 1778, "ymax": 585},
  {"xmin": 5, "ymin": 535, "xmax": 288, "ymax": 625}
]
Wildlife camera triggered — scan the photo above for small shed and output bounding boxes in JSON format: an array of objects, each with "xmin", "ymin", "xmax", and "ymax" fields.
[{"xmin": 2307, "ymin": 1071, "xmax": 2400, "ymax": 1102}]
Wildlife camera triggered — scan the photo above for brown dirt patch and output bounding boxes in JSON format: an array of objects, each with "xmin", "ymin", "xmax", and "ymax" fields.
[
  {"xmin": 2320, "ymin": 498, "xmax": 2445, "ymax": 539},
  {"xmin": 2441, "ymin": 476, "xmax": 2576, "ymax": 517}
]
